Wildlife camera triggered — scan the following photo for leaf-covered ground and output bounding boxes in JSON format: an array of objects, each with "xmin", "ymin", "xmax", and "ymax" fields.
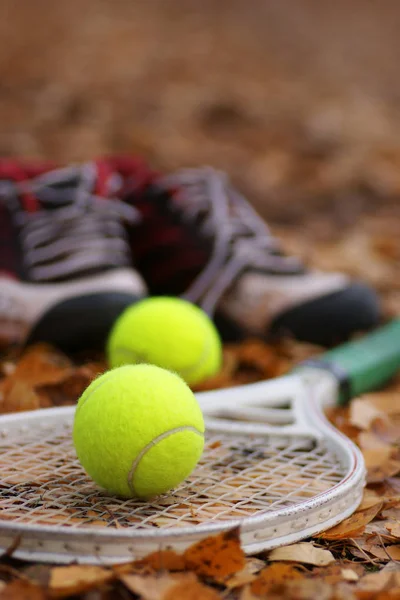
[
  {"xmin": 0, "ymin": 208, "xmax": 399, "ymax": 599},
  {"xmin": 1, "ymin": 3, "xmax": 400, "ymax": 597}
]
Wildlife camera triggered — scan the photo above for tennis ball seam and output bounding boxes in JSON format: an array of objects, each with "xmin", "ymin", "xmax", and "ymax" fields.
[{"xmin": 127, "ymin": 425, "xmax": 204, "ymax": 496}]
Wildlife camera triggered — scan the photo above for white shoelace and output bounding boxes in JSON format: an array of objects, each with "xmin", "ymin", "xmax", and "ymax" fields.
[
  {"xmin": 1, "ymin": 162, "xmax": 139, "ymax": 282},
  {"xmin": 160, "ymin": 167, "xmax": 303, "ymax": 315}
]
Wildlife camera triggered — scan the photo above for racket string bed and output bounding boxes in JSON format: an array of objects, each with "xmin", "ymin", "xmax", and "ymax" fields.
[{"xmin": 0, "ymin": 418, "xmax": 346, "ymax": 531}]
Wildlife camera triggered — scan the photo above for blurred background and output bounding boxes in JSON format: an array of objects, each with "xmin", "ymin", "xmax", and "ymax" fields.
[{"xmin": 1, "ymin": 0, "xmax": 399, "ymax": 280}]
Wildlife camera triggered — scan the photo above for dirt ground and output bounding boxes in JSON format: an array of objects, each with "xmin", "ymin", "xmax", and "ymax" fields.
[{"xmin": 2, "ymin": 0, "xmax": 400, "ymax": 223}]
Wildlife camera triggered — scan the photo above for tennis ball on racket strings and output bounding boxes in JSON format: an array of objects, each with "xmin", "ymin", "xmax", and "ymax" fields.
[
  {"xmin": 73, "ymin": 364, "xmax": 205, "ymax": 499},
  {"xmin": 107, "ymin": 297, "xmax": 222, "ymax": 386}
]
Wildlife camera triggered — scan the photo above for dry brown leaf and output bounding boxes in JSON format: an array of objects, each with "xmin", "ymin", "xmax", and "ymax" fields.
[
  {"xmin": 363, "ymin": 446, "xmax": 393, "ymax": 468},
  {"xmin": 381, "ymin": 561, "xmax": 400, "ymax": 573},
  {"xmin": 1, "ymin": 380, "xmax": 41, "ymax": 413},
  {"xmin": 367, "ymin": 544, "xmax": 400, "ymax": 562},
  {"xmin": 366, "ymin": 393, "xmax": 400, "ymax": 416},
  {"xmin": 371, "ymin": 418, "xmax": 400, "ymax": 446},
  {"xmin": 350, "ymin": 397, "xmax": 382, "ymax": 430},
  {"xmin": 365, "ymin": 520, "xmax": 400, "ymax": 541},
  {"xmin": 320, "ymin": 502, "xmax": 383, "ymax": 540},
  {"xmin": 2, "ymin": 344, "xmax": 71, "ymax": 390},
  {"xmin": 0, "ymin": 579, "xmax": 46, "ymax": 600},
  {"xmin": 386, "ymin": 545, "xmax": 400, "ymax": 560},
  {"xmin": 358, "ymin": 569, "xmax": 400, "ymax": 591},
  {"xmin": 183, "ymin": 528, "xmax": 245, "ymax": 582},
  {"xmin": 386, "ymin": 522, "xmax": 400, "ymax": 538},
  {"xmin": 121, "ymin": 572, "xmax": 219, "ymax": 600},
  {"xmin": 36, "ymin": 365, "xmax": 99, "ymax": 407},
  {"xmin": 341, "ymin": 569, "xmax": 360, "ymax": 582},
  {"xmin": 365, "ymin": 454, "xmax": 400, "ymax": 484},
  {"xmin": 268, "ymin": 542, "xmax": 335, "ymax": 566},
  {"xmin": 240, "ymin": 586, "xmax": 261, "ymax": 600},
  {"xmin": 140, "ymin": 549, "xmax": 186, "ymax": 572},
  {"xmin": 250, "ymin": 563, "xmax": 304, "ymax": 596},
  {"xmin": 362, "ymin": 445, "xmax": 400, "ymax": 483},
  {"xmin": 310, "ymin": 563, "xmax": 364, "ymax": 584},
  {"xmin": 224, "ymin": 558, "xmax": 265, "ymax": 589},
  {"xmin": 359, "ymin": 431, "xmax": 394, "ymax": 451},
  {"xmin": 358, "ymin": 488, "xmax": 385, "ymax": 511},
  {"xmin": 382, "ymin": 506, "xmax": 400, "ymax": 519},
  {"xmin": 48, "ymin": 565, "xmax": 114, "ymax": 598},
  {"xmin": 164, "ymin": 579, "xmax": 221, "ymax": 600},
  {"xmin": 120, "ymin": 572, "xmax": 190, "ymax": 600}
]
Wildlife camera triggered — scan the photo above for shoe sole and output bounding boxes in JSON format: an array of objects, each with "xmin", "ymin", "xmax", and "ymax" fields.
[{"xmin": 0, "ymin": 269, "xmax": 146, "ymax": 351}]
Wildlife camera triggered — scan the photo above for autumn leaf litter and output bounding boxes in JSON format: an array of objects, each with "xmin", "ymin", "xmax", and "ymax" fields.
[{"xmin": 0, "ymin": 209, "xmax": 399, "ymax": 598}]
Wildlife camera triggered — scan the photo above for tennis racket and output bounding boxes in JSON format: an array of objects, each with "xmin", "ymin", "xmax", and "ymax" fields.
[{"xmin": 0, "ymin": 319, "xmax": 398, "ymax": 564}]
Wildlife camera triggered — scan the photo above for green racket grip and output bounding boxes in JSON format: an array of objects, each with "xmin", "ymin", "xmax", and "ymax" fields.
[{"xmin": 301, "ymin": 319, "xmax": 400, "ymax": 404}]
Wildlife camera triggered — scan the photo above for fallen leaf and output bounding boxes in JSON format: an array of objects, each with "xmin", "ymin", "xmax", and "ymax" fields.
[
  {"xmin": 371, "ymin": 416, "xmax": 400, "ymax": 445},
  {"xmin": 366, "ymin": 393, "xmax": 400, "ymax": 416},
  {"xmin": 320, "ymin": 502, "xmax": 383, "ymax": 540},
  {"xmin": 350, "ymin": 397, "xmax": 382, "ymax": 429},
  {"xmin": 310, "ymin": 563, "xmax": 364, "ymax": 584},
  {"xmin": 358, "ymin": 488, "xmax": 384, "ymax": 511},
  {"xmin": 382, "ymin": 501, "xmax": 400, "ymax": 514},
  {"xmin": 121, "ymin": 572, "xmax": 219, "ymax": 600},
  {"xmin": 0, "ymin": 579, "xmax": 46, "ymax": 600},
  {"xmin": 381, "ymin": 561, "xmax": 400, "ymax": 573},
  {"xmin": 164, "ymin": 579, "xmax": 221, "ymax": 600},
  {"xmin": 359, "ymin": 431, "xmax": 393, "ymax": 451},
  {"xmin": 49, "ymin": 565, "xmax": 114, "ymax": 598},
  {"xmin": 250, "ymin": 563, "xmax": 304, "ymax": 596},
  {"xmin": 183, "ymin": 528, "xmax": 245, "ymax": 582},
  {"xmin": 224, "ymin": 558, "xmax": 265, "ymax": 589},
  {"xmin": 357, "ymin": 569, "xmax": 400, "ymax": 591},
  {"xmin": 341, "ymin": 569, "xmax": 359, "ymax": 582},
  {"xmin": 2, "ymin": 344, "xmax": 71, "ymax": 391},
  {"xmin": 386, "ymin": 522, "xmax": 400, "ymax": 538},
  {"xmin": 240, "ymin": 587, "xmax": 261, "ymax": 600},
  {"xmin": 386, "ymin": 545, "xmax": 400, "ymax": 560},
  {"xmin": 284, "ymin": 579, "xmax": 335, "ymax": 600},
  {"xmin": 268, "ymin": 542, "xmax": 335, "ymax": 566},
  {"xmin": 37, "ymin": 365, "xmax": 99, "ymax": 407},
  {"xmin": 367, "ymin": 545, "xmax": 395, "ymax": 561},
  {"xmin": 369, "ymin": 458, "xmax": 400, "ymax": 484},
  {"xmin": 1, "ymin": 380, "xmax": 41, "ymax": 413},
  {"xmin": 363, "ymin": 446, "xmax": 393, "ymax": 468},
  {"xmin": 121, "ymin": 572, "xmax": 184, "ymax": 600},
  {"xmin": 140, "ymin": 549, "xmax": 186, "ymax": 572},
  {"xmin": 365, "ymin": 520, "xmax": 400, "ymax": 541}
]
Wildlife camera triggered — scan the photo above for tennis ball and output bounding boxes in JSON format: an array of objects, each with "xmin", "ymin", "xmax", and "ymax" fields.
[
  {"xmin": 107, "ymin": 297, "xmax": 222, "ymax": 386},
  {"xmin": 73, "ymin": 364, "xmax": 205, "ymax": 499}
]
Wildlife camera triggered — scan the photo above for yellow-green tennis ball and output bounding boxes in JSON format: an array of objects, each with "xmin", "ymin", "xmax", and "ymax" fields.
[
  {"xmin": 73, "ymin": 364, "xmax": 205, "ymax": 499},
  {"xmin": 107, "ymin": 297, "xmax": 222, "ymax": 386}
]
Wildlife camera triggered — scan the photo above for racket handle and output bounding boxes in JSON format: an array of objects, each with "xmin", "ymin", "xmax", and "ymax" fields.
[{"xmin": 302, "ymin": 319, "xmax": 400, "ymax": 403}]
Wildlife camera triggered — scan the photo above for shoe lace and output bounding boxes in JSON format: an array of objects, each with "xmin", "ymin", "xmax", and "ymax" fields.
[
  {"xmin": 160, "ymin": 167, "xmax": 303, "ymax": 315},
  {"xmin": 0, "ymin": 162, "xmax": 139, "ymax": 281}
]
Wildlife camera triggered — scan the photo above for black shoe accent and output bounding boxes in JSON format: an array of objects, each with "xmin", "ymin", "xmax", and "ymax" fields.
[
  {"xmin": 268, "ymin": 282, "xmax": 381, "ymax": 346},
  {"xmin": 214, "ymin": 311, "xmax": 247, "ymax": 342},
  {"xmin": 25, "ymin": 292, "xmax": 142, "ymax": 353}
]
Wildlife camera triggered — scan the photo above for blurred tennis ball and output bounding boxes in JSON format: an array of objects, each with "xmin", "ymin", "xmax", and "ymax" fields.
[{"xmin": 107, "ymin": 297, "xmax": 222, "ymax": 385}]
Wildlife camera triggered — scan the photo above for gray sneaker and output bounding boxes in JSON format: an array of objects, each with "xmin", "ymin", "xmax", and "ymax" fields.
[
  {"xmin": 0, "ymin": 161, "xmax": 146, "ymax": 352},
  {"xmin": 129, "ymin": 166, "xmax": 381, "ymax": 346}
]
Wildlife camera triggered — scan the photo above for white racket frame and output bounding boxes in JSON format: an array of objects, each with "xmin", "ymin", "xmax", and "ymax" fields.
[{"xmin": 0, "ymin": 368, "xmax": 365, "ymax": 564}]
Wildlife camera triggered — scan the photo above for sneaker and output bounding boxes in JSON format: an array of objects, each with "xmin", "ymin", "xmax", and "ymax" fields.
[
  {"xmin": 0, "ymin": 160, "xmax": 147, "ymax": 352},
  {"xmin": 111, "ymin": 161, "xmax": 381, "ymax": 346}
]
